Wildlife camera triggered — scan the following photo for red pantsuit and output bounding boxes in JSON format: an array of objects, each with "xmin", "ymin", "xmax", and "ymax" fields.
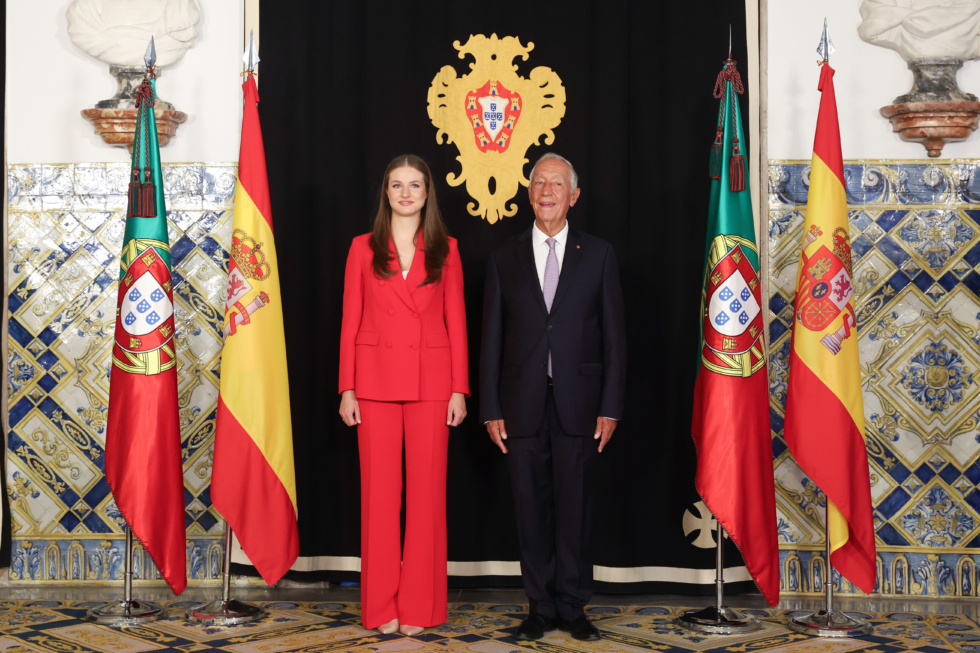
[{"xmin": 339, "ymin": 233, "xmax": 469, "ymax": 629}]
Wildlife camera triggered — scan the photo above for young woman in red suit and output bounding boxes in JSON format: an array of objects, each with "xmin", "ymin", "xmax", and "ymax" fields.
[{"xmin": 338, "ymin": 155, "xmax": 469, "ymax": 635}]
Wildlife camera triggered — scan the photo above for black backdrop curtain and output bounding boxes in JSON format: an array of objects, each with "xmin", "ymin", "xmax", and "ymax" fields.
[{"xmin": 248, "ymin": 0, "xmax": 755, "ymax": 595}]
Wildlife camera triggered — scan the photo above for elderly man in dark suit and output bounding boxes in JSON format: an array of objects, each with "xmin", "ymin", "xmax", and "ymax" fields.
[{"xmin": 480, "ymin": 153, "xmax": 627, "ymax": 641}]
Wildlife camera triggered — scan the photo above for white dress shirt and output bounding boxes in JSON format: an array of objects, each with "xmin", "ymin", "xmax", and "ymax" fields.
[
  {"xmin": 531, "ymin": 220, "xmax": 569, "ymax": 290},
  {"xmin": 529, "ymin": 220, "xmax": 617, "ymax": 423}
]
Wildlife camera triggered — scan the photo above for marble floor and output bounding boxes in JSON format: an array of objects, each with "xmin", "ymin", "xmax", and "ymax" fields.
[{"xmin": 1, "ymin": 586, "xmax": 976, "ymax": 616}]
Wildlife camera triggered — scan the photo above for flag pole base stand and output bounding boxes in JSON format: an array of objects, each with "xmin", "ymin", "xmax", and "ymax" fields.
[
  {"xmin": 676, "ymin": 606, "xmax": 761, "ymax": 634},
  {"xmin": 185, "ymin": 599, "xmax": 263, "ymax": 626},
  {"xmin": 85, "ymin": 600, "xmax": 163, "ymax": 625},
  {"xmin": 788, "ymin": 610, "xmax": 872, "ymax": 637}
]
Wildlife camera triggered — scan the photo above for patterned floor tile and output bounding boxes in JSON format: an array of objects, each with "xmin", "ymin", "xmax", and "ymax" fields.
[{"xmin": 0, "ymin": 602, "xmax": 962, "ymax": 653}]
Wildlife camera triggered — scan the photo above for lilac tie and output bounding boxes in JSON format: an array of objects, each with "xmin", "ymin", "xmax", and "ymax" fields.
[{"xmin": 543, "ymin": 238, "xmax": 559, "ymax": 376}]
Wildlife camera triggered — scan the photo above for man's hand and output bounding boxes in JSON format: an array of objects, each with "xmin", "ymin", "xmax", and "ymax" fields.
[
  {"xmin": 594, "ymin": 417, "xmax": 617, "ymax": 452},
  {"xmin": 486, "ymin": 419, "xmax": 508, "ymax": 454}
]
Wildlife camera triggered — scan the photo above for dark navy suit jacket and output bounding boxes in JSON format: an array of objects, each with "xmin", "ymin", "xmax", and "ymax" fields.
[{"xmin": 479, "ymin": 226, "xmax": 627, "ymax": 437}]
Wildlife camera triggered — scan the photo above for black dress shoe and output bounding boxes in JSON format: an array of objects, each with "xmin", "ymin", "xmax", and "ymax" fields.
[
  {"xmin": 515, "ymin": 614, "xmax": 558, "ymax": 640},
  {"xmin": 560, "ymin": 615, "xmax": 601, "ymax": 641}
]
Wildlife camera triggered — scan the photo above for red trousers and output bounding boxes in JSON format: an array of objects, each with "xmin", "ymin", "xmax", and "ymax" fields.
[{"xmin": 357, "ymin": 399, "xmax": 449, "ymax": 629}]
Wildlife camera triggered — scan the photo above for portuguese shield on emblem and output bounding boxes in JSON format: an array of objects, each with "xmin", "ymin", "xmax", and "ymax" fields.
[
  {"xmin": 465, "ymin": 80, "xmax": 522, "ymax": 153},
  {"xmin": 704, "ymin": 244, "xmax": 763, "ymax": 355}
]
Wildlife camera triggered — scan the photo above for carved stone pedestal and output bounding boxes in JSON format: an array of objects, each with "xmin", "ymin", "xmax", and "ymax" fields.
[
  {"xmin": 880, "ymin": 58, "xmax": 980, "ymax": 158},
  {"xmin": 80, "ymin": 65, "xmax": 187, "ymax": 150},
  {"xmin": 880, "ymin": 102, "xmax": 980, "ymax": 157},
  {"xmin": 81, "ymin": 107, "xmax": 187, "ymax": 150}
]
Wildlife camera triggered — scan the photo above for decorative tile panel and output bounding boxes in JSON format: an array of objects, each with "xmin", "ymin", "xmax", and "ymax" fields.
[
  {"xmin": 770, "ymin": 160, "xmax": 980, "ymax": 597},
  {"xmin": 5, "ymin": 163, "xmax": 245, "ymax": 585}
]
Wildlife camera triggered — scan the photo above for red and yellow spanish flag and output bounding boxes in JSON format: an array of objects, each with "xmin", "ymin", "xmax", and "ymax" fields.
[
  {"xmin": 784, "ymin": 64, "xmax": 875, "ymax": 594},
  {"xmin": 212, "ymin": 73, "xmax": 299, "ymax": 585}
]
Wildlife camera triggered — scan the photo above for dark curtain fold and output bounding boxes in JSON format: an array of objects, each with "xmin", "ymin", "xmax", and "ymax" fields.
[{"xmin": 253, "ymin": 0, "xmax": 756, "ymax": 594}]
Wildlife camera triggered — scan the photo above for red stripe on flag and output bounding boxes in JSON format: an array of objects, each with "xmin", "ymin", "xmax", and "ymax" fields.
[
  {"xmin": 813, "ymin": 65, "xmax": 845, "ymax": 185},
  {"xmin": 784, "ymin": 351, "xmax": 876, "ymax": 594},
  {"xmin": 692, "ymin": 368, "xmax": 780, "ymax": 606},
  {"xmin": 212, "ymin": 397, "xmax": 299, "ymax": 585},
  {"xmin": 239, "ymin": 77, "xmax": 274, "ymax": 231},
  {"xmin": 105, "ymin": 367, "xmax": 186, "ymax": 595}
]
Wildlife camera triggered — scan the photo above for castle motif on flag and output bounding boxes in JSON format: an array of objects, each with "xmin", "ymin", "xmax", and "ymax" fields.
[
  {"xmin": 427, "ymin": 34, "xmax": 566, "ymax": 223},
  {"xmin": 795, "ymin": 225, "xmax": 856, "ymax": 355}
]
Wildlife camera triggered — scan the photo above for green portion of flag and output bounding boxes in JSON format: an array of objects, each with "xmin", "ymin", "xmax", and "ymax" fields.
[
  {"xmin": 703, "ymin": 79, "xmax": 757, "ymax": 278},
  {"xmin": 697, "ymin": 76, "xmax": 758, "ymax": 370},
  {"xmin": 121, "ymin": 78, "xmax": 171, "ymax": 274}
]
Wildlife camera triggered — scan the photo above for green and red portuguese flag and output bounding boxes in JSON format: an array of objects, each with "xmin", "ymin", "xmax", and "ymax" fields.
[
  {"xmin": 691, "ymin": 57, "xmax": 779, "ymax": 606},
  {"xmin": 105, "ymin": 66, "xmax": 186, "ymax": 594},
  {"xmin": 784, "ymin": 63, "xmax": 876, "ymax": 594}
]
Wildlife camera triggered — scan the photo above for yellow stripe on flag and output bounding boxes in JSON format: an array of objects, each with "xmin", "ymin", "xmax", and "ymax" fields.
[
  {"xmin": 220, "ymin": 180, "xmax": 297, "ymax": 511},
  {"xmin": 792, "ymin": 153, "xmax": 864, "ymax": 433},
  {"xmin": 828, "ymin": 499, "xmax": 849, "ymax": 555}
]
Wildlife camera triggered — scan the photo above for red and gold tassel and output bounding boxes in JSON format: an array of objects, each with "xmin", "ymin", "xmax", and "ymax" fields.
[
  {"xmin": 128, "ymin": 77, "xmax": 157, "ymax": 217},
  {"xmin": 140, "ymin": 167, "xmax": 156, "ymax": 217},
  {"xmin": 730, "ymin": 137, "xmax": 746, "ymax": 192},
  {"xmin": 709, "ymin": 129, "xmax": 723, "ymax": 179},
  {"xmin": 128, "ymin": 167, "xmax": 142, "ymax": 216}
]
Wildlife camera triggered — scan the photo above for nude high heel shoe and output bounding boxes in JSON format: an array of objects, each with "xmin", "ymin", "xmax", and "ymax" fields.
[
  {"xmin": 377, "ymin": 618, "xmax": 399, "ymax": 634},
  {"xmin": 399, "ymin": 624, "xmax": 424, "ymax": 636}
]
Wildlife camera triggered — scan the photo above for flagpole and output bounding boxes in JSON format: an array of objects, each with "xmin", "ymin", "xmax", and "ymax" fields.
[
  {"xmin": 788, "ymin": 509, "xmax": 872, "ymax": 637},
  {"xmin": 185, "ymin": 524, "xmax": 264, "ymax": 624},
  {"xmin": 85, "ymin": 527, "xmax": 164, "ymax": 624},
  {"xmin": 676, "ymin": 525, "xmax": 760, "ymax": 633},
  {"xmin": 786, "ymin": 19, "xmax": 873, "ymax": 639}
]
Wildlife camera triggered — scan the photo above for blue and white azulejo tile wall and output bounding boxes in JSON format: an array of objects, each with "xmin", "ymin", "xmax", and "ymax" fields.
[
  {"xmin": 769, "ymin": 160, "xmax": 980, "ymax": 597},
  {"xmin": 5, "ymin": 162, "xmax": 239, "ymax": 585}
]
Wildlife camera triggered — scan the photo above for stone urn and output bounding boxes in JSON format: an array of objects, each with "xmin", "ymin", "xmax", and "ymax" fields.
[
  {"xmin": 880, "ymin": 58, "xmax": 980, "ymax": 157},
  {"xmin": 81, "ymin": 66, "xmax": 187, "ymax": 151}
]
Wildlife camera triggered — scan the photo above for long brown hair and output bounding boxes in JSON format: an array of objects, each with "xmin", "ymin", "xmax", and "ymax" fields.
[{"xmin": 369, "ymin": 154, "xmax": 450, "ymax": 286}]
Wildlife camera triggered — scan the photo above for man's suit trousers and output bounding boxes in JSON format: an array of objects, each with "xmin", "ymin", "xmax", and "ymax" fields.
[
  {"xmin": 357, "ymin": 399, "xmax": 449, "ymax": 629},
  {"xmin": 507, "ymin": 386, "xmax": 600, "ymax": 622}
]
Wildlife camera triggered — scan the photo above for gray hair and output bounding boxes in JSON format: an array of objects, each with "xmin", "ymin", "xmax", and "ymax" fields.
[{"xmin": 529, "ymin": 152, "xmax": 578, "ymax": 191}]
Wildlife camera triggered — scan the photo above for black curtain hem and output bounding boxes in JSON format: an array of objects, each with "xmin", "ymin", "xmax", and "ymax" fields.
[{"xmin": 235, "ymin": 563, "xmax": 761, "ymax": 597}]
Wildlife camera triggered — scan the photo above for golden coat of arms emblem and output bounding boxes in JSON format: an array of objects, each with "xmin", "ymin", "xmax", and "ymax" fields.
[{"xmin": 427, "ymin": 34, "xmax": 566, "ymax": 223}]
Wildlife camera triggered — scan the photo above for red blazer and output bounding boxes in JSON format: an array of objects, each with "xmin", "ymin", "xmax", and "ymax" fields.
[{"xmin": 339, "ymin": 233, "xmax": 470, "ymax": 401}]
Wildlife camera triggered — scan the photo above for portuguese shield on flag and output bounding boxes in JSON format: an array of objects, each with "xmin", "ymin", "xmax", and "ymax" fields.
[
  {"xmin": 690, "ymin": 57, "xmax": 779, "ymax": 606},
  {"xmin": 104, "ymin": 68, "xmax": 187, "ymax": 595}
]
